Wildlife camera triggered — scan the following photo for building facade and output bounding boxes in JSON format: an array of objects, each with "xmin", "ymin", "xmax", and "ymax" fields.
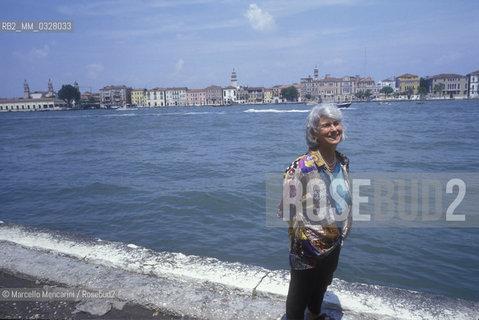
[
  {"xmin": 0, "ymin": 98, "xmax": 67, "ymax": 112},
  {"xmin": 100, "ymin": 85, "xmax": 132, "ymax": 107},
  {"xmin": 467, "ymin": 70, "xmax": 479, "ymax": 98},
  {"xmin": 427, "ymin": 74, "xmax": 467, "ymax": 99},
  {"xmin": 300, "ymin": 75, "xmax": 320, "ymax": 102},
  {"xmin": 377, "ymin": 78, "xmax": 397, "ymax": 92},
  {"xmin": 147, "ymin": 88, "xmax": 166, "ymax": 107},
  {"xmin": 131, "ymin": 88, "xmax": 147, "ymax": 106},
  {"xmin": 301, "ymin": 68, "xmax": 380, "ymax": 102},
  {"xmin": 205, "ymin": 85, "xmax": 223, "ymax": 106},
  {"xmin": 81, "ymin": 91, "xmax": 101, "ymax": 103},
  {"xmin": 186, "ymin": 89, "xmax": 206, "ymax": 106},
  {"xmin": 271, "ymin": 85, "xmax": 285, "ymax": 103},
  {"xmin": 318, "ymin": 75, "xmax": 342, "ymax": 102},
  {"xmin": 396, "ymin": 74, "xmax": 419, "ymax": 95},
  {"xmin": 244, "ymin": 87, "xmax": 264, "ymax": 104},
  {"xmin": 357, "ymin": 77, "xmax": 378, "ymax": 98},
  {"xmin": 165, "ymin": 87, "xmax": 187, "ymax": 106},
  {"xmin": 263, "ymin": 88, "xmax": 273, "ymax": 104},
  {"xmin": 222, "ymin": 86, "xmax": 237, "ymax": 105},
  {"xmin": 337, "ymin": 76, "xmax": 358, "ymax": 102}
]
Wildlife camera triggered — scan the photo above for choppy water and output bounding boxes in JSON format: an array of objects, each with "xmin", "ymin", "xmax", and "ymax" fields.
[{"xmin": 1, "ymin": 100, "xmax": 478, "ymax": 301}]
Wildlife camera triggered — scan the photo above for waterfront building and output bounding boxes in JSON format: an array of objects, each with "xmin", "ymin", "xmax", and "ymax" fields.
[
  {"xmin": 237, "ymin": 87, "xmax": 246, "ymax": 104},
  {"xmin": 24, "ymin": 79, "xmax": 56, "ymax": 99},
  {"xmin": 357, "ymin": 77, "xmax": 378, "ymax": 98},
  {"xmin": 131, "ymin": 88, "xmax": 147, "ymax": 106},
  {"xmin": 1, "ymin": 80, "xmax": 69, "ymax": 112},
  {"xmin": 337, "ymin": 76, "xmax": 357, "ymax": 102},
  {"xmin": 263, "ymin": 88, "xmax": 273, "ymax": 104},
  {"xmin": 165, "ymin": 87, "xmax": 187, "ymax": 106},
  {"xmin": 377, "ymin": 78, "xmax": 396, "ymax": 92},
  {"xmin": 80, "ymin": 91, "xmax": 101, "ymax": 103},
  {"xmin": 318, "ymin": 75, "xmax": 342, "ymax": 102},
  {"xmin": 241, "ymin": 87, "xmax": 264, "ymax": 104},
  {"xmin": 301, "ymin": 68, "xmax": 374, "ymax": 102},
  {"xmin": 271, "ymin": 85, "xmax": 284, "ymax": 103},
  {"xmin": 222, "ymin": 86, "xmax": 237, "ymax": 105},
  {"xmin": 275, "ymin": 84, "xmax": 301, "ymax": 102},
  {"xmin": 301, "ymin": 67, "xmax": 321, "ymax": 100},
  {"xmin": 0, "ymin": 97, "xmax": 66, "ymax": 112},
  {"xmin": 466, "ymin": 70, "xmax": 479, "ymax": 98},
  {"xmin": 396, "ymin": 74, "xmax": 419, "ymax": 95},
  {"xmin": 300, "ymin": 75, "xmax": 320, "ymax": 102},
  {"xmin": 376, "ymin": 78, "xmax": 397, "ymax": 99},
  {"xmin": 147, "ymin": 88, "xmax": 166, "ymax": 107},
  {"xmin": 427, "ymin": 74, "xmax": 468, "ymax": 99},
  {"xmin": 81, "ymin": 91, "xmax": 101, "ymax": 103},
  {"xmin": 100, "ymin": 85, "xmax": 132, "ymax": 107},
  {"xmin": 205, "ymin": 85, "xmax": 223, "ymax": 106},
  {"xmin": 186, "ymin": 89, "xmax": 206, "ymax": 106},
  {"xmin": 299, "ymin": 66, "xmax": 320, "ymax": 102}
]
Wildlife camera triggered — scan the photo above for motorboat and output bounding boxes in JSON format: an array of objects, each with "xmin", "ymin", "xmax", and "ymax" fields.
[{"xmin": 337, "ymin": 102, "xmax": 351, "ymax": 108}]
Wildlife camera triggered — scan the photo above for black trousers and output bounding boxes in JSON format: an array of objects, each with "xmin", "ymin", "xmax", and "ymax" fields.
[{"xmin": 285, "ymin": 246, "xmax": 341, "ymax": 320}]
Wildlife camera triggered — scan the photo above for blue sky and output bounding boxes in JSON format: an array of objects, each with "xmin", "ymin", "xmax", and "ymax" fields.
[{"xmin": 1, "ymin": 0, "xmax": 478, "ymax": 98}]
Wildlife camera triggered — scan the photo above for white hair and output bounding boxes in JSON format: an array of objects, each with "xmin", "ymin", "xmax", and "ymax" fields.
[{"xmin": 305, "ymin": 103, "xmax": 344, "ymax": 148}]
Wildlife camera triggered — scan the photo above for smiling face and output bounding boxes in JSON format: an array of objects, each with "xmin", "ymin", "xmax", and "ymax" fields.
[{"xmin": 315, "ymin": 116, "xmax": 343, "ymax": 147}]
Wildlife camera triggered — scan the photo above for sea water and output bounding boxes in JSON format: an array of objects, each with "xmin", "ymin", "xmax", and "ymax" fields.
[{"xmin": 1, "ymin": 100, "xmax": 478, "ymax": 304}]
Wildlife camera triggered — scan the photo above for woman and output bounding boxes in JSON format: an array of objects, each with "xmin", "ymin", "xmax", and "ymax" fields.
[{"xmin": 278, "ymin": 103, "xmax": 352, "ymax": 320}]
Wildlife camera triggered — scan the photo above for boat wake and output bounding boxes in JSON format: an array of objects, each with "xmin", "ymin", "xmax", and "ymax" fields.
[
  {"xmin": 0, "ymin": 223, "xmax": 477, "ymax": 320},
  {"xmin": 243, "ymin": 108, "xmax": 309, "ymax": 113}
]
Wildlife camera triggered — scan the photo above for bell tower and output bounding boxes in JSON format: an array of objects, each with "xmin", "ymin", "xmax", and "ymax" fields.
[
  {"xmin": 231, "ymin": 69, "xmax": 238, "ymax": 88},
  {"xmin": 47, "ymin": 79, "xmax": 54, "ymax": 97},
  {"xmin": 24, "ymin": 80, "xmax": 30, "ymax": 99}
]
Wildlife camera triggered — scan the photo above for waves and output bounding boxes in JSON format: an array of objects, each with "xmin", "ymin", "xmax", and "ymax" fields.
[{"xmin": 1, "ymin": 222, "xmax": 477, "ymax": 320}]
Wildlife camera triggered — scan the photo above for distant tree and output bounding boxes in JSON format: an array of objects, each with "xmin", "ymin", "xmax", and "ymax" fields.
[
  {"xmin": 380, "ymin": 86, "xmax": 394, "ymax": 96},
  {"xmin": 58, "ymin": 84, "xmax": 80, "ymax": 107},
  {"xmin": 434, "ymin": 83, "xmax": 445, "ymax": 97},
  {"xmin": 355, "ymin": 90, "xmax": 365, "ymax": 100},
  {"xmin": 418, "ymin": 78, "xmax": 429, "ymax": 99},
  {"xmin": 364, "ymin": 89, "xmax": 372, "ymax": 100},
  {"xmin": 281, "ymin": 86, "xmax": 298, "ymax": 101},
  {"xmin": 305, "ymin": 94, "xmax": 312, "ymax": 100}
]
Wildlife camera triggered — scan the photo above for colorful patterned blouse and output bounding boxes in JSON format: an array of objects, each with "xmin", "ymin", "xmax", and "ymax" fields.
[{"xmin": 278, "ymin": 149, "xmax": 352, "ymax": 270}]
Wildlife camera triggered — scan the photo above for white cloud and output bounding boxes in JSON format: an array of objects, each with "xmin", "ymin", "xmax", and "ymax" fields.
[
  {"xmin": 86, "ymin": 63, "xmax": 104, "ymax": 78},
  {"xmin": 13, "ymin": 45, "xmax": 50, "ymax": 61},
  {"xmin": 32, "ymin": 45, "xmax": 50, "ymax": 57},
  {"xmin": 175, "ymin": 59, "xmax": 185, "ymax": 73},
  {"xmin": 245, "ymin": 3, "xmax": 275, "ymax": 32}
]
